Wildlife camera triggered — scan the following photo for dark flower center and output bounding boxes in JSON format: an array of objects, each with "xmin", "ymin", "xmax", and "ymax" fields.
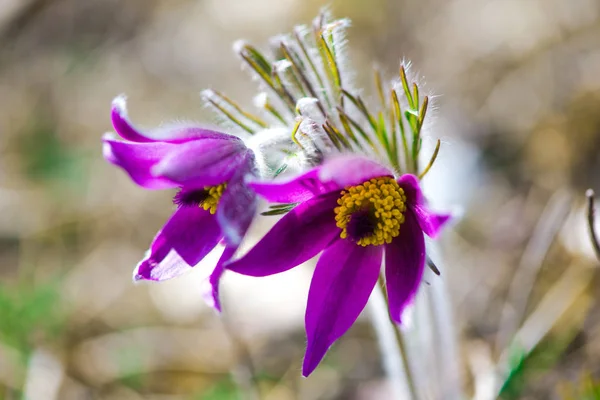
[
  {"xmin": 174, "ymin": 189, "xmax": 209, "ymax": 207},
  {"xmin": 345, "ymin": 209, "xmax": 378, "ymax": 241},
  {"xmin": 173, "ymin": 183, "xmax": 228, "ymax": 214}
]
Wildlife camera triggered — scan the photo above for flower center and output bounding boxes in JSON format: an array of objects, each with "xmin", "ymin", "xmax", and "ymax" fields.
[
  {"xmin": 173, "ymin": 183, "xmax": 227, "ymax": 214},
  {"xmin": 200, "ymin": 183, "xmax": 227, "ymax": 214},
  {"xmin": 334, "ymin": 177, "xmax": 406, "ymax": 247}
]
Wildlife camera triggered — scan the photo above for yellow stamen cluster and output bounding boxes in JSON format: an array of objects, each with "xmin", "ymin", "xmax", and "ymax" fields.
[
  {"xmin": 201, "ymin": 183, "xmax": 227, "ymax": 214},
  {"xmin": 334, "ymin": 177, "xmax": 406, "ymax": 247}
]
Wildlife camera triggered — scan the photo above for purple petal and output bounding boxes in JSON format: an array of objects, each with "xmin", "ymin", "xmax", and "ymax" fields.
[
  {"xmin": 385, "ymin": 210, "xmax": 426, "ymax": 324},
  {"xmin": 152, "ymin": 140, "xmax": 250, "ymax": 188},
  {"xmin": 318, "ymin": 155, "xmax": 393, "ymax": 189},
  {"xmin": 411, "ymin": 206, "xmax": 451, "ymax": 239},
  {"xmin": 111, "ymin": 96, "xmax": 240, "ymax": 143},
  {"xmin": 202, "ymin": 246, "xmax": 236, "ymax": 312},
  {"xmin": 150, "ymin": 125, "xmax": 242, "ymax": 143},
  {"xmin": 111, "ymin": 96, "xmax": 154, "ymax": 143},
  {"xmin": 397, "ymin": 174, "xmax": 451, "ymax": 238},
  {"xmin": 396, "ymin": 174, "xmax": 424, "ymax": 205},
  {"xmin": 217, "ymin": 156, "xmax": 257, "ymax": 247},
  {"xmin": 249, "ymin": 155, "xmax": 392, "ymax": 205},
  {"xmin": 225, "ymin": 193, "xmax": 340, "ymax": 277},
  {"xmin": 303, "ymin": 239, "xmax": 382, "ymax": 376},
  {"xmin": 103, "ymin": 134, "xmax": 179, "ymax": 189},
  {"xmin": 249, "ymin": 168, "xmax": 339, "ymax": 203},
  {"xmin": 134, "ymin": 206, "xmax": 222, "ymax": 281}
]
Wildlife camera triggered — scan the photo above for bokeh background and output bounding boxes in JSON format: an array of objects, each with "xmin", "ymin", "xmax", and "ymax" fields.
[{"xmin": 1, "ymin": 0, "xmax": 600, "ymax": 399}]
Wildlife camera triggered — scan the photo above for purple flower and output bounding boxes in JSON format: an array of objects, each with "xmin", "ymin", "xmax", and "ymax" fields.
[
  {"xmin": 103, "ymin": 97, "xmax": 257, "ymax": 311},
  {"xmin": 225, "ymin": 155, "xmax": 450, "ymax": 376}
]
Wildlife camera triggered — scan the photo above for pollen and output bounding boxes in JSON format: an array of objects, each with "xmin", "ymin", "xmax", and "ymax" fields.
[
  {"xmin": 334, "ymin": 177, "xmax": 406, "ymax": 247},
  {"xmin": 201, "ymin": 183, "xmax": 227, "ymax": 214}
]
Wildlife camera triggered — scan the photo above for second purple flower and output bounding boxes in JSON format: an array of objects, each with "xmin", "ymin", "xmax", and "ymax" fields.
[{"xmin": 103, "ymin": 96, "xmax": 258, "ymax": 310}]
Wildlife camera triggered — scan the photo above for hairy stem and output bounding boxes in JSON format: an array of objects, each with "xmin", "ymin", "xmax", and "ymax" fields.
[
  {"xmin": 368, "ymin": 273, "xmax": 419, "ymax": 399},
  {"xmin": 586, "ymin": 189, "xmax": 600, "ymax": 261},
  {"xmin": 425, "ymin": 242, "xmax": 465, "ymax": 400}
]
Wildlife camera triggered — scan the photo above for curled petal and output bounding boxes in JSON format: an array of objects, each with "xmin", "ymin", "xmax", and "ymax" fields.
[
  {"xmin": 111, "ymin": 96, "xmax": 239, "ymax": 143},
  {"xmin": 303, "ymin": 240, "xmax": 382, "ymax": 376},
  {"xmin": 202, "ymin": 246, "xmax": 236, "ymax": 313},
  {"xmin": 111, "ymin": 96, "xmax": 154, "ymax": 143},
  {"xmin": 318, "ymin": 155, "xmax": 393, "ymax": 189},
  {"xmin": 249, "ymin": 168, "xmax": 339, "ymax": 203},
  {"xmin": 102, "ymin": 134, "xmax": 178, "ymax": 189},
  {"xmin": 152, "ymin": 140, "xmax": 250, "ymax": 188},
  {"xmin": 397, "ymin": 174, "xmax": 451, "ymax": 238},
  {"xmin": 134, "ymin": 206, "xmax": 222, "ymax": 281},
  {"xmin": 226, "ymin": 193, "xmax": 340, "ymax": 277},
  {"xmin": 385, "ymin": 210, "xmax": 426, "ymax": 324},
  {"xmin": 217, "ymin": 155, "xmax": 258, "ymax": 247}
]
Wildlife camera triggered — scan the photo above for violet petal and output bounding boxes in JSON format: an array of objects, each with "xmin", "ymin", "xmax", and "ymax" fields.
[
  {"xmin": 103, "ymin": 135, "xmax": 179, "ymax": 189},
  {"xmin": 397, "ymin": 174, "xmax": 451, "ymax": 238},
  {"xmin": 217, "ymin": 155, "xmax": 257, "ymax": 247},
  {"xmin": 396, "ymin": 174, "xmax": 423, "ymax": 204},
  {"xmin": 111, "ymin": 96, "xmax": 240, "ymax": 143},
  {"xmin": 225, "ymin": 193, "xmax": 340, "ymax": 277},
  {"xmin": 410, "ymin": 205, "xmax": 451, "ymax": 239},
  {"xmin": 111, "ymin": 96, "xmax": 153, "ymax": 143},
  {"xmin": 318, "ymin": 155, "xmax": 393, "ymax": 189},
  {"xmin": 303, "ymin": 239, "xmax": 382, "ymax": 376},
  {"xmin": 249, "ymin": 168, "xmax": 338, "ymax": 203},
  {"xmin": 150, "ymin": 125, "xmax": 241, "ymax": 143},
  {"xmin": 202, "ymin": 246, "xmax": 236, "ymax": 312},
  {"xmin": 152, "ymin": 140, "xmax": 250, "ymax": 188},
  {"xmin": 134, "ymin": 206, "xmax": 222, "ymax": 281},
  {"xmin": 385, "ymin": 210, "xmax": 426, "ymax": 324}
]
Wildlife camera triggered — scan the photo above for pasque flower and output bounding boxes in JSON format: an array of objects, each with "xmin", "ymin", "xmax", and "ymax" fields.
[
  {"xmin": 103, "ymin": 8, "xmax": 452, "ymax": 382},
  {"xmin": 226, "ymin": 154, "xmax": 450, "ymax": 376},
  {"xmin": 103, "ymin": 96, "xmax": 257, "ymax": 310}
]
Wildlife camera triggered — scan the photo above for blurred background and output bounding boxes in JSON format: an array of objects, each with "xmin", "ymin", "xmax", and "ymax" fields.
[{"xmin": 1, "ymin": 0, "xmax": 600, "ymax": 399}]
